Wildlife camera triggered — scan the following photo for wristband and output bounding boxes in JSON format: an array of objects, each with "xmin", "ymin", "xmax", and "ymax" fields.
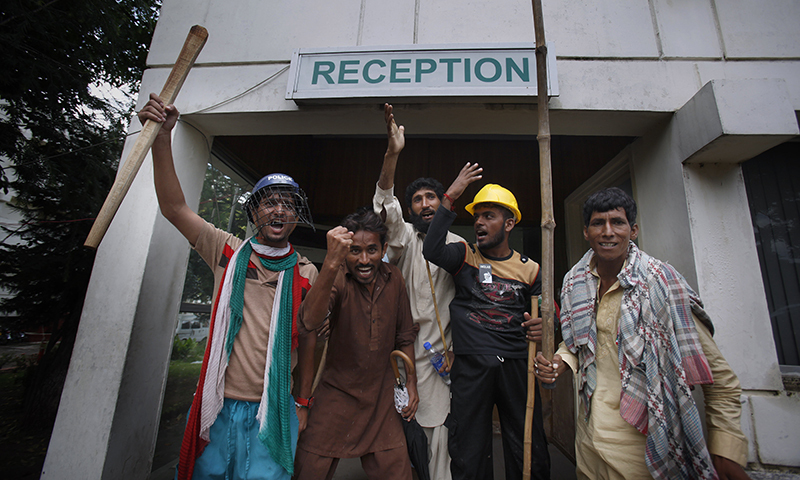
[
  {"xmin": 443, "ymin": 193, "xmax": 456, "ymax": 211},
  {"xmin": 294, "ymin": 396, "xmax": 314, "ymax": 408}
]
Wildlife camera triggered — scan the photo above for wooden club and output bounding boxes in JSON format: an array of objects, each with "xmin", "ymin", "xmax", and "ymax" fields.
[{"xmin": 84, "ymin": 25, "xmax": 208, "ymax": 249}]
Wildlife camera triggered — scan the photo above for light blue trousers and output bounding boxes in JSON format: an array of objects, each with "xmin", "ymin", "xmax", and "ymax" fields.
[{"xmin": 185, "ymin": 397, "xmax": 299, "ymax": 480}]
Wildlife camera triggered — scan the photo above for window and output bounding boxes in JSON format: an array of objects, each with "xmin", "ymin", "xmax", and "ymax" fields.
[{"xmin": 742, "ymin": 142, "xmax": 800, "ymax": 366}]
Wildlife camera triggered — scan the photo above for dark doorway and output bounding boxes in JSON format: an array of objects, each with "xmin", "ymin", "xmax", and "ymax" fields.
[{"xmin": 213, "ymin": 134, "xmax": 634, "ymax": 285}]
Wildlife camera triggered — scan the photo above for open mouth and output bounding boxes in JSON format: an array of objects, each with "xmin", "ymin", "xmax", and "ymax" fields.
[
  {"xmin": 420, "ymin": 209, "xmax": 435, "ymax": 221},
  {"xmin": 265, "ymin": 218, "xmax": 289, "ymax": 235},
  {"xmin": 475, "ymin": 228, "xmax": 488, "ymax": 242},
  {"xmin": 356, "ymin": 264, "xmax": 374, "ymax": 280}
]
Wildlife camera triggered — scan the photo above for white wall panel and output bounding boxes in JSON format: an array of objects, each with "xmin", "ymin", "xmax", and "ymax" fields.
[
  {"xmin": 716, "ymin": 0, "xmax": 800, "ymax": 58},
  {"xmin": 541, "ymin": 0, "xmax": 658, "ymax": 57},
  {"xmin": 416, "ymin": 1, "xmax": 535, "ymax": 44},
  {"xmin": 652, "ymin": 0, "xmax": 722, "ymax": 58},
  {"xmin": 361, "ymin": 0, "xmax": 416, "ymax": 45},
  {"xmin": 148, "ymin": 0, "xmax": 364, "ymax": 64}
]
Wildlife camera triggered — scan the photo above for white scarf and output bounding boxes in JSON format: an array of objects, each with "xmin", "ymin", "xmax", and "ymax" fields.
[{"xmin": 199, "ymin": 239, "xmax": 291, "ymax": 441}]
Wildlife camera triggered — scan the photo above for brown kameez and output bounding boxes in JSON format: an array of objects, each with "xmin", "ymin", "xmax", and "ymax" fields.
[{"xmin": 297, "ymin": 262, "xmax": 416, "ymax": 458}]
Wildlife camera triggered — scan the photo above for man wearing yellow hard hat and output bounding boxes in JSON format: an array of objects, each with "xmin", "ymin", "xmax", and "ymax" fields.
[{"xmin": 422, "ymin": 163, "xmax": 550, "ymax": 480}]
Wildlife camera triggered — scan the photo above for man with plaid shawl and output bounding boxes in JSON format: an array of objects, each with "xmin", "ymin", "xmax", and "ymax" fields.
[{"xmin": 534, "ymin": 187, "xmax": 749, "ymax": 480}]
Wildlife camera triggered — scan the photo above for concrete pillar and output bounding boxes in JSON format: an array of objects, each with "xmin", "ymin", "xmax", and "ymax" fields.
[
  {"xmin": 41, "ymin": 119, "xmax": 209, "ymax": 479},
  {"xmin": 677, "ymin": 78, "xmax": 797, "ymax": 390},
  {"xmin": 629, "ymin": 78, "xmax": 800, "ymax": 466},
  {"xmin": 682, "ymin": 161, "xmax": 782, "ymax": 387},
  {"xmin": 629, "ymin": 115, "xmax": 699, "ymax": 287}
]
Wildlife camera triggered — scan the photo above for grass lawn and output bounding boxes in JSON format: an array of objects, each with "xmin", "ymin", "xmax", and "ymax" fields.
[
  {"xmin": 151, "ymin": 351, "xmax": 204, "ymax": 473},
  {"xmin": 160, "ymin": 360, "xmax": 203, "ymax": 429}
]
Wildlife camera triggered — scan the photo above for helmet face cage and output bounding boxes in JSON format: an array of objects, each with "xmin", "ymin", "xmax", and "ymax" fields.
[{"xmin": 244, "ymin": 185, "xmax": 315, "ymax": 232}]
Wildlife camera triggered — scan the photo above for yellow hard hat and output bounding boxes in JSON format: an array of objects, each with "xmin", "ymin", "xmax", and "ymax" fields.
[{"xmin": 465, "ymin": 184, "xmax": 522, "ymax": 222}]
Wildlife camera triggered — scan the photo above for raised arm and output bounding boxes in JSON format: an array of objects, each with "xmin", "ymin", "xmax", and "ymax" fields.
[
  {"xmin": 373, "ymin": 104, "xmax": 416, "ymax": 263},
  {"xmin": 377, "ymin": 103, "xmax": 405, "ymax": 191},
  {"xmin": 440, "ymin": 162, "xmax": 483, "ymax": 211},
  {"xmin": 422, "ymin": 206, "xmax": 466, "ymax": 274},
  {"xmin": 298, "ymin": 226, "xmax": 353, "ymax": 331},
  {"xmin": 423, "ymin": 162, "xmax": 483, "ymax": 271},
  {"xmin": 138, "ymin": 93, "xmax": 206, "ymax": 246}
]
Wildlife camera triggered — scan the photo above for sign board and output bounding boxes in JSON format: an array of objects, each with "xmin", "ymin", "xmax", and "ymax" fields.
[{"xmin": 285, "ymin": 43, "xmax": 558, "ymax": 103}]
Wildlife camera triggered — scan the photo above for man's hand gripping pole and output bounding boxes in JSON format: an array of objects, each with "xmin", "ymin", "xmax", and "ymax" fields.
[{"xmin": 84, "ymin": 25, "xmax": 208, "ymax": 249}]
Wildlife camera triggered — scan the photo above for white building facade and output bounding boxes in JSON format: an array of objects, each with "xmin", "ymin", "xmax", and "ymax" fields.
[{"xmin": 43, "ymin": 1, "xmax": 800, "ymax": 478}]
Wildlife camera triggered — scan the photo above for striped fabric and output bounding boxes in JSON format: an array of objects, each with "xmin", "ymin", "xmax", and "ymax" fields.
[{"xmin": 561, "ymin": 242, "xmax": 718, "ymax": 480}]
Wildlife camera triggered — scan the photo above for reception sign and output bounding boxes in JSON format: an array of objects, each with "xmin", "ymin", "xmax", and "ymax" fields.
[{"xmin": 285, "ymin": 43, "xmax": 558, "ymax": 103}]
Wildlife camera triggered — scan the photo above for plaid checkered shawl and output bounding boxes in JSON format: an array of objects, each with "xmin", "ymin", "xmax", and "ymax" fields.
[{"xmin": 561, "ymin": 242, "xmax": 718, "ymax": 480}]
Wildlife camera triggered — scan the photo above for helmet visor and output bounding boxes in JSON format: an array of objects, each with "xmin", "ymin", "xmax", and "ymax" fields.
[{"xmin": 245, "ymin": 185, "xmax": 315, "ymax": 231}]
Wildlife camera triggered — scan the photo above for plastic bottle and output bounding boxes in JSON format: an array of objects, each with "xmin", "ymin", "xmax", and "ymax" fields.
[{"xmin": 423, "ymin": 342, "xmax": 451, "ymax": 385}]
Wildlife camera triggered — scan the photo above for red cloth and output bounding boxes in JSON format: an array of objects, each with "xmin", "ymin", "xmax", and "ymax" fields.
[
  {"xmin": 177, "ymin": 246, "xmax": 303, "ymax": 479},
  {"xmin": 177, "ymin": 271, "xmax": 224, "ymax": 480}
]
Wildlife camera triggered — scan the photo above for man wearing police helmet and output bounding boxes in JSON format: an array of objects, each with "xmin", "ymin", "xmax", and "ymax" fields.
[
  {"xmin": 139, "ymin": 93, "xmax": 318, "ymax": 480},
  {"xmin": 422, "ymin": 163, "xmax": 550, "ymax": 480},
  {"xmin": 243, "ymin": 173, "xmax": 315, "ymax": 246}
]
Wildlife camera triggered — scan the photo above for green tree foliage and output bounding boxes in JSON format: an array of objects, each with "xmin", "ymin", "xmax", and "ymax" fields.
[
  {"xmin": 181, "ymin": 164, "xmax": 249, "ymax": 305},
  {"xmin": 0, "ymin": 0, "xmax": 160, "ymax": 191},
  {"xmin": 0, "ymin": 0, "xmax": 161, "ymax": 426}
]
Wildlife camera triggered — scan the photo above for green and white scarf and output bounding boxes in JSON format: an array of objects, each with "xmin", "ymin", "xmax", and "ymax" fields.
[{"xmin": 199, "ymin": 236, "xmax": 299, "ymax": 475}]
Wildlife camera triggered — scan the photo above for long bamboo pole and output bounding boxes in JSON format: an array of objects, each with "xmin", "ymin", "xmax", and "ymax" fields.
[
  {"xmin": 524, "ymin": 1, "xmax": 555, "ymax": 478},
  {"xmin": 531, "ymin": 0, "xmax": 555, "ymax": 364}
]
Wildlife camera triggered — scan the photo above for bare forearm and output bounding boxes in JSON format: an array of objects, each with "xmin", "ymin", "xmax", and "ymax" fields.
[
  {"xmin": 296, "ymin": 330, "xmax": 316, "ymax": 399},
  {"xmin": 151, "ymin": 132, "xmax": 204, "ymax": 244},
  {"xmin": 299, "ymin": 263, "xmax": 337, "ymax": 331},
  {"xmin": 152, "ymin": 133, "xmax": 187, "ymax": 219}
]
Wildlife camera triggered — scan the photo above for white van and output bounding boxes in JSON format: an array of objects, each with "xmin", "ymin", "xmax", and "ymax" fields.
[{"xmin": 175, "ymin": 313, "xmax": 209, "ymax": 342}]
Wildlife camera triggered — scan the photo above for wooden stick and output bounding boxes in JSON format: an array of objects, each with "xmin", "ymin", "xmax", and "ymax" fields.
[
  {"xmin": 84, "ymin": 25, "xmax": 209, "ymax": 249},
  {"xmin": 531, "ymin": 0, "xmax": 555, "ymax": 364},
  {"xmin": 525, "ymin": 1, "xmax": 554, "ymax": 477},
  {"xmin": 523, "ymin": 295, "xmax": 539, "ymax": 480},
  {"xmin": 425, "ymin": 260, "xmax": 450, "ymax": 368}
]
